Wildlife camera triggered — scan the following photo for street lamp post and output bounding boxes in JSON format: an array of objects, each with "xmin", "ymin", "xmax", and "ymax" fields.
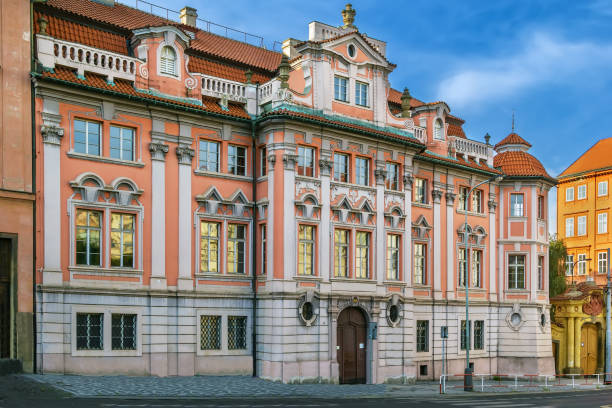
[{"xmin": 463, "ymin": 175, "xmax": 503, "ymax": 392}]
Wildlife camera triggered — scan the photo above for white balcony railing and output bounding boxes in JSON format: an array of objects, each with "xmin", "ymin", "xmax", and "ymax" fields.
[
  {"xmin": 200, "ymin": 74, "xmax": 247, "ymax": 103},
  {"xmin": 450, "ymin": 136, "xmax": 491, "ymax": 164},
  {"xmin": 258, "ymin": 80, "xmax": 276, "ymax": 105},
  {"xmin": 412, "ymin": 126, "xmax": 426, "ymax": 144},
  {"xmin": 37, "ymin": 35, "xmax": 138, "ymax": 83}
]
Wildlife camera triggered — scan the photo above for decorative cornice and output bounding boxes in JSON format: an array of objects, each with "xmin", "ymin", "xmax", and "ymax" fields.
[
  {"xmin": 176, "ymin": 145, "xmax": 195, "ymax": 165},
  {"xmin": 149, "ymin": 141, "xmax": 169, "ymax": 161},
  {"xmin": 41, "ymin": 125, "xmax": 64, "ymax": 145}
]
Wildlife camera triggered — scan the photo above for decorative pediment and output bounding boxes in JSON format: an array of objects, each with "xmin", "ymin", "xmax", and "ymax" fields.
[
  {"xmin": 69, "ymin": 173, "xmax": 143, "ymax": 205},
  {"xmin": 313, "ymin": 32, "xmax": 391, "ymax": 69},
  {"xmin": 412, "ymin": 215, "xmax": 432, "ymax": 239},
  {"xmin": 196, "ymin": 186, "xmax": 223, "ymax": 215},
  {"xmin": 69, "ymin": 173, "xmax": 104, "ymax": 203},
  {"xmin": 456, "ymin": 223, "xmax": 487, "ymax": 245},
  {"xmin": 195, "ymin": 187, "xmax": 252, "ymax": 217},
  {"xmin": 295, "ymin": 194, "xmax": 321, "ymax": 220}
]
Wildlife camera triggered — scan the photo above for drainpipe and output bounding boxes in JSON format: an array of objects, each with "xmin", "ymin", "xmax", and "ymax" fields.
[
  {"xmin": 251, "ymin": 83, "xmax": 259, "ymax": 377},
  {"xmin": 605, "ymin": 248, "xmax": 611, "ymax": 384},
  {"xmin": 30, "ymin": 0, "xmax": 38, "ymax": 374}
]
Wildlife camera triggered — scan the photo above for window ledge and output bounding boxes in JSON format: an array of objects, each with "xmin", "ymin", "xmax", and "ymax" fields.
[
  {"xmin": 383, "ymin": 280, "xmax": 407, "ymax": 287},
  {"xmin": 69, "ymin": 266, "xmax": 143, "ymax": 277},
  {"xmin": 412, "ymin": 202, "xmax": 431, "ymax": 209},
  {"xmin": 194, "ymin": 169, "xmax": 251, "ymax": 181},
  {"xmin": 256, "ymin": 175, "xmax": 268, "ymax": 182},
  {"xmin": 504, "ymin": 289, "xmax": 529, "ymax": 294},
  {"xmin": 294, "ymin": 275, "xmax": 323, "ymax": 281},
  {"xmin": 413, "ymin": 284, "xmax": 431, "ymax": 289},
  {"xmin": 331, "ymin": 180, "xmax": 376, "ymax": 192},
  {"xmin": 195, "ymin": 273, "xmax": 251, "ymax": 281},
  {"xmin": 66, "ymin": 151, "xmax": 145, "ymax": 167},
  {"xmin": 457, "ymin": 209, "xmax": 486, "ymax": 218},
  {"xmin": 296, "ymin": 175, "xmax": 320, "ymax": 183},
  {"xmin": 330, "ymin": 277, "xmax": 376, "ymax": 283}
]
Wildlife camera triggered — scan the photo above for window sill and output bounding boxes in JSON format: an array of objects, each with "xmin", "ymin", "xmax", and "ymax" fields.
[
  {"xmin": 256, "ymin": 175, "xmax": 268, "ymax": 182},
  {"xmin": 508, "ymin": 216, "xmax": 527, "ymax": 220},
  {"xmin": 66, "ymin": 151, "xmax": 145, "ymax": 167},
  {"xmin": 331, "ymin": 180, "xmax": 376, "ymax": 192},
  {"xmin": 413, "ymin": 284, "xmax": 431, "ymax": 289},
  {"xmin": 383, "ymin": 280, "xmax": 406, "ymax": 287},
  {"xmin": 194, "ymin": 169, "xmax": 251, "ymax": 181},
  {"xmin": 412, "ymin": 202, "xmax": 431, "ymax": 209},
  {"xmin": 195, "ymin": 273, "xmax": 251, "ymax": 281},
  {"xmin": 296, "ymin": 175, "xmax": 320, "ymax": 183},
  {"xmin": 504, "ymin": 289, "xmax": 529, "ymax": 294},
  {"xmin": 330, "ymin": 277, "xmax": 376, "ymax": 283},
  {"xmin": 457, "ymin": 209, "xmax": 486, "ymax": 218},
  {"xmin": 295, "ymin": 275, "xmax": 323, "ymax": 282},
  {"xmin": 69, "ymin": 266, "xmax": 143, "ymax": 277}
]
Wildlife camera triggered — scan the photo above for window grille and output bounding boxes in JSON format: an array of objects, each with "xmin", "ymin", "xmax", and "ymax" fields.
[
  {"xmin": 76, "ymin": 313, "xmax": 103, "ymax": 350},
  {"xmin": 297, "ymin": 146, "xmax": 315, "ymax": 177},
  {"xmin": 110, "ymin": 126, "xmax": 134, "ymax": 161},
  {"xmin": 474, "ymin": 320, "xmax": 484, "ymax": 350},
  {"xmin": 416, "ymin": 320, "xmax": 429, "ymax": 352},
  {"xmin": 75, "ymin": 209, "xmax": 102, "ymax": 266},
  {"xmin": 200, "ymin": 315, "xmax": 221, "ymax": 350},
  {"xmin": 110, "ymin": 213, "xmax": 135, "ymax": 268},
  {"xmin": 356, "ymin": 157, "xmax": 369, "ymax": 186},
  {"xmin": 74, "ymin": 119, "xmax": 101, "ymax": 156},
  {"xmin": 199, "ymin": 140, "xmax": 220, "ymax": 172},
  {"xmin": 111, "ymin": 314, "xmax": 136, "ymax": 350},
  {"xmin": 355, "ymin": 232, "xmax": 369, "ymax": 279},
  {"xmin": 227, "ymin": 316, "xmax": 247, "ymax": 350},
  {"xmin": 228, "ymin": 145, "xmax": 247, "ymax": 175}
]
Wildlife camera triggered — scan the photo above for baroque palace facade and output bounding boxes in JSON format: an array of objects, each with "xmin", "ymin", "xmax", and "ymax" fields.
[{"xmin": 34, "ymin": 0, "xmax": 555, "ymax": 383}]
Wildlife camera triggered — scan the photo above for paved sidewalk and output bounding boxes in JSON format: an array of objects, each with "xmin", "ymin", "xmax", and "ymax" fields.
[{"xmin": 25, "ymin": 374, "xmax": 612, "ymax": 399}]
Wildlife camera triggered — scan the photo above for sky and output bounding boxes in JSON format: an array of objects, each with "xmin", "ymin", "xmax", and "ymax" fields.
[{"xmin": 125, "ymin": 0, "xmax": 612, "ymax": 234}]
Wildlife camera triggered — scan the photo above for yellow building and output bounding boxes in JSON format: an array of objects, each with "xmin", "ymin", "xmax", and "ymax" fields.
[{"xmin": 553, "ymin": 137, "xmax": 612, "ymax": 374}]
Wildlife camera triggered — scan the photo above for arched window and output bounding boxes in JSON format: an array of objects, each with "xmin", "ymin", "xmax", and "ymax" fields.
[
  {"xmin": 160, "ymin": 46, "xmax": 177, "ymax": 76},
  {"xmin": 433, "ymin": 119, "xmax": 444, "ymax": 140}
]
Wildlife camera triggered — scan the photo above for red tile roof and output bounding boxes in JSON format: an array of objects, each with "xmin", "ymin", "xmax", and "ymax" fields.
[
  {"xmin": 447, "ymin": 123, "xmax": 465, "ymax": 138},
  {"xmin": 420, "ymin": 151, "xmax": 501, "ymax": 175},
  {"xmin": 40, "ymin": 66, "xmax": 251, "ymax": 120},
  {"xmin": 558, "ymin": 137, "xmax": 612, "ymax": 178},
  {"xmin": 494, "ymin": 132, "xmax": 532, "ymax": 150},
  {"xmin": 387, "ymin": 88, "xmax": 426, "ymax": 108},
  {"xmin": 43, "ymin": 0, "xmax": 282, "ymax": 72},
  {"xmin": 34, "ymin": 10, "xmax": 128, "ymax": 55},
  {"xmin": 188, "ymin": 55, "xmax": 273, "ymax": 84},
  {"xmin": 493, "ymin": 150, "xmax": 553, "ymax": 180}
]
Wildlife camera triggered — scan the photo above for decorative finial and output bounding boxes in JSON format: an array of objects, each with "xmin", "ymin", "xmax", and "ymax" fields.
[
  {"xmin": 400, "ymin": 88, "xmax": 412, "ymax": 118},
  {"xmin": 278, "ymin": 54, "xmax": 290, "ymax": 89},
  {"xmin": 245, "ymin": 69, "xmax": 253, "ymax": 84},
  {"xmin": 512, "ymin": 109, "xmax": 515, "ymax": 133},
  {"xmin": 38, "ymin": 16, "xmax": 48, "ymax": 35},
  {"xmin": 341, "ymin": 4, "xmax": 356, "ymax": 29},
  {"xmin": 484, "ymin": 133, "xmax": 491, "ymax": 145}
]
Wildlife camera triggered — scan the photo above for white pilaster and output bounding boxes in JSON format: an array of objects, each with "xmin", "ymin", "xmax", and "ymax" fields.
[
  {"xmin": 177, "ymin": 145, "xmax": 195, "ymax": 291},
  {"xmin": 266, "ymin": 151, "xmax": 276, "ymax": 280},
  {"xmin": 488, "ymin": 193, "xmax": 498, "ymax": 301},
  {"xmin": 150, "ymin": 141, "xmax": 169, "ymax": 290},
  {"xmin": 498, "ymin": 186, "xmax": 505, "ymax": 297},
  {"xmin": 375, "ymin": 167, "xmax": 386, "ymax": 284},
  {"xmin": 283, "ymin": 153, "xmax": 297, "ymax": 278},
  {"xmin": 445, "ymin": 192, "xmax": 456, "ymax": 299},
  {"xmin": 319, "ymin": 158, "xmax": 332, "ymax": 282},
  {"xmin": 530, "ymin": 186, "xmax": 538, "ymax": 300},
  {"xmin": 432, "ymin": 189, "xmax": 443, "ymax": 298},
  {"xmin": 403, "ymin": 175, "xmax": 413, "ymax": 294}
]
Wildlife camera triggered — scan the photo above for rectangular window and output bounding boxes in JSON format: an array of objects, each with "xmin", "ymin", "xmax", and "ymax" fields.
[
  {"xmin": 414, "ymin": 178, "xmax": 427, "ymax": 204},
  {"xmin": 414, "ymin": 243, "xmax": 426, "ymax": 285},
  {"xmin": 416, "ymin": 320, "xmax": 429, "ymax": 352},
  {"xmin": 578, "ymin": 253, "xmax": 587, "ymax": 275},
  {"xmin": 355, "ymin": 81, "xmax": 368, "ymax": 106},
  {"xmin": 598, "ymin": 252, "xmax": 608, "ymax": 275},
  {"xmin": 260, "ymin": 146, "xmax": 267, "ymax": 176},
  {"xmin": 200, "ymin": 221, "xmax": 219, "ymax": 273},
  {"xmin": 355, "ymin": 157, "xmax": 370, "ymax": 186},
  {"xmin": 577, "ymin": 215, "xmax": 587, "ymax": 236},
  {"xmin": 200, "ymin": 315, "xmax": 221, "ymax": 350},
  {"xmin": 334, "ymin": 153, "xmax": 349, "ymax": 183},
  {"xmin": 355, "ymin": 231, "xmax": 370, "ymax": 279},
  {"xmin": 334, "ymin": 76, "xmax": 348, "ymax": 102},
  {"xmin": 386, "ymin": 234, "xmax": 400, "ymax": 280},
  {"xmin": 510, "ymin": 193, "xmax": 524, "ymax": 217},
  {"xmin": 298, "ymin": 225, "xmax": 315, "ymax": 275},
  {"xmin": 385, "ymin": 163, "xmax": 399, "ymax": 191},
  {"xmin": 566, "ymin": 187, "xmax": 574, "ymax": 202},
  {"xmin": 473, "ymin": 320, "xmax": 484, "ymax": 350},
  {"xmin": 261, "ymin": 225, "xmax": 267, "ymax": 275},
  {"xmin": 508, "ymin": 254, "xmax": 526, "ymax": 289},
  {"xmin": 472, "ymin": 189, "xmax": 482, "ymax": 213},
  {"xmin": 471, "ymin": 250, "xmax": 482, "ymax": 288},
  {"xmin": 111, "ymin": 314, "xmax": 137, "ymax": 350},
  {"xmin": 598, "ymin": 213, "xmax": 608, "ymax": 234},
  {"xmin": 577, "ymin": 184, "xmax": 587, "ymax": 200},
  {"xmin": 227, "ymin": 224, "xmax": 246, "ymax": 274},
  {"xmin": 227, "ymin": 316, "xmax": 247, "ymax": 350},
  {"xmin": 598, "ymin": 181, "xmax": 608, "ymax": 197},
  {"xmin": 460, "ymin": 320, "xmax": 471, "ymax": 350},
  {"xmin": 228, "ymin": 145, "xmax": 246, "ymax": 176},
  {"xmin": 110, "ymin": 213, "xmax": 135, "ymax": 268},
  {"xmin": 297, "ymin": 146, "xmax": 315, "ymax": 177},
  {"xmin": 75, "ymin": 209, "xmax": 102, "ymax": 266},
  {"xmin": 458, "ymin": 248, "xmax": 467, "ymax": 287},
  {"xmin": 566, "ymin": 255, "xmax": 574, "ymax": 276},
  {"xmin": 458, "ymin": 187, "xmax": 469, "ymax": 211},
  {"xmin": 76, "ymin": 313, "xmax": 103, "ymax": 350},
  {"xmin": 537, "ymin": 195, "xmax": 545, "ymax": 219},
  {"xmin": 109, "ymin": 126, "xmax": 134, "ymax": 161},
  {"xmin": 537, "ymin": 256, "xmax": 544, "ymax": 290},
  {"xmin": 566, "ymin": 218, "xmax": 574, "ymax": 237},
  {"xmin": 74, "ymin": 119, "xmax": 101, "ymax": 156},
  {"xmin": 334, "ymin": 229, "xmax": 349, "ymax": 277},
  {"xmin": 199, "ymin": 140, "xmax": 220, "ymax": 172}
]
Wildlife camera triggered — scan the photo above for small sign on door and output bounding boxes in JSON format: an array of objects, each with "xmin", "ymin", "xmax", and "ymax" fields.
[{"xmin": 359, "ymin": 343, "xmax": 365, "ymax": 349}]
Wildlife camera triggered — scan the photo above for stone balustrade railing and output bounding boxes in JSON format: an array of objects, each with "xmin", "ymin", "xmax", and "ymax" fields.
[
  {"xmin": 258, "ymin": 80, "xmax": 276, "ymax": 105},
  {"xmin": 450, "ymin": 136, "xmax": 491, "ymax": 163},
  {"xmin": 412, "ymin": 126, "xmax": 426, "ymax": 144},
  {"xmin": 200, "ymin": 74, "xmax": 247, "ymax": 103},
  {"xmin": 37, "ymin": 35, "xmax": 138, "ymax": 83}
]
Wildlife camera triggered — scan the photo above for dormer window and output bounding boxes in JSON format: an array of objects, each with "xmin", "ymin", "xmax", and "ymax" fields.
[
  {"xmin": 160, "ymin": 46, "xmax": 177, "ymax": 76},
  {"xmin": 433, "ymin": 119, "xmax": 444, "ymax": 140}
]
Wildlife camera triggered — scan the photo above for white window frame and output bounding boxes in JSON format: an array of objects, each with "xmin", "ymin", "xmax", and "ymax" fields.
[
  {"xmin": 598, "ymin": 181, "xmax": 608, "ymax": 197},
  {"xmin": 355, "ymin": 231, "xmax": 370, "ymax": 279},
  {"xmin": 200, "ymin": 221, "xmax": 221, "ymax": 274},
  {"xmin": 73, "ymin": 118, "xmax": 101, "ymax": 156},
  {"xmin": 109, "ymin": 125, "xmax": 135, "ymax": 161},
  {"xmin": 598, "ymin": 212, "xmax": 607, "ymax": 234},
  {"xmin": 196, "ymin": 309, "xmax": 252, "ymax": 357},
  {"xmin": 159, "ymin": 44, "xmax": 179, "ymax": 77},
  {"xmin": 199, "ymin": 140, "xmax": 220, "ymax": 172},
  {"xmin": 577, "ymin": 215, "xmax": 587, "ymax": 236},
  {"xmin": 334, "ymin": 76, "xmax": 349, "ymax": 102},
  {"xmin": 577, "ymin": 184, "xmax": 587, "ymax": 200},
  {"xmin": 433, "ymin": 118, "xmax": 444, "ymax": 140},
  {"xmin": 566, "ymin": 255, "xmax": 574, "ymax": 276},
  {"xmin": 413, "ymin": 242, "xmax": 426, "ymax": 285},
  {"xmin": 297, "ymin": 146, "xmax": 315, "ymax": 177},
  {"xmin": 510, "ymin": 193, "xmax": 524, "ymax": 217},
  {"xmin": 566, "ymin": 187, "xmax": 574, "ymax": 202},
  {"xmin": 577, "ymin": 253, "xmax": 587, "ymax": 275},
  {"xmin": 507, "ymin": 253, "xmax": 526, "ymax": 290},
  {"xmin": 228, "ymin": 145, "xmax": 247, "ymax": 176},
  {"xmin": 71, "ymin": 305, "xmax": 143, "ymax": 357},
  {"xmin": 355, "ymin": 81, "xmax": 368, "ymax": 106},
  {"xmin": 598, "ymin": 252, "xmax": 608, "ymax": 275},
  {"xmin": 566, "ymin": 217, "xmax": 574, "ymax": 237},
  {"xmin": 355, "ymin": 157, "xmax": 370, "ymax": 186}
]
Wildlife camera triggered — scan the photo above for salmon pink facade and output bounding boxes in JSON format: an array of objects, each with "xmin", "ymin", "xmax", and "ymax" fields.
[{"xmin": 34, "ymin": 1, "xmax": 556, "ymax": 382}]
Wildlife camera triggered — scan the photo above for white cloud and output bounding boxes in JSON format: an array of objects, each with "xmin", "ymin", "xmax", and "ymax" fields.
[{"xmin": 437, "ymin": 32, "xmax": 612, "ymax": 109}]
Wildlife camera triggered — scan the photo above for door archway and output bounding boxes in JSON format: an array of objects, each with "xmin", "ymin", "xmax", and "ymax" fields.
[
  {"xmin": 337, "ymin": 307, "xmax": 367, "ymax": 384},
  {"xmin": 580, "ymin": 323, "xmax": 598, "ymax": 375}
]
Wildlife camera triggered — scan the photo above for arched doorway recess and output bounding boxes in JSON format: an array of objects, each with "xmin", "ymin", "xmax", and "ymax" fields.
[{"xmin": 337, "ymin": 307, "xmax": 367, "ymax": 384}]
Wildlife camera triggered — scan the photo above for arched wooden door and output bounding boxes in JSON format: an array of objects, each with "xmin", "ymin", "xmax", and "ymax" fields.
[
  {"xmin": 337, "ymin": 307, "xmax": 367, "ymax": 384},
  {"xmin": 580, "ymin": 324, "xmax": 598, "ymax": 375}
]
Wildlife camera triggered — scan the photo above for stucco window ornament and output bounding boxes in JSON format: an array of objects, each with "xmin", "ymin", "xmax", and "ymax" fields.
[
  {"xmin": 298, "ymin": 291, "xmax": 318, "ymax": 327},
  {"xmin": 505, "ymin": 303, "xmax": 525, "ymax": 331},
  {"xmin": 295, "ymin": 194, "xmax": 321, "ymax": 220},
  {"xmin": 412, "ymin": 215, "xmax": 432, "ymax": 239},
  {"xmin": 195, "ymin": 187, "xmax": 252, "ymax": 217},
  {"xmin": 386, "ymin": 294, "xmax": 402, "ymax": 328},
  {"xmin": 69, "ymin": 174, "xmax": 143, "ymax": 206},
  {"xmin": 456, "ymin": 224, "xmax": 487, "ymax": 245}
]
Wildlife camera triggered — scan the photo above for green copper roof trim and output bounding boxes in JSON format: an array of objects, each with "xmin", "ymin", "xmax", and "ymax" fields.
[{"xmin": 135, "ymin": 87, "xmax": 203, "ymax": 106}]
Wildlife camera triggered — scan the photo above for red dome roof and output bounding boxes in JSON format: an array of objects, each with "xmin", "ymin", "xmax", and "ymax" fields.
[
  {"xmin": 494, "ymin": 150, "xmax": 553, "ymax": 180},
  {"xmin": 494, "ymin": 132, "xmax": 532, "ymax": 150}
]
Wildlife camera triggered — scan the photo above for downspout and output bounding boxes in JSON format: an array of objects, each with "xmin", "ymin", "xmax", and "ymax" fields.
[
  {"xmin": 30, "ymin": 0, "xmax": 38, "ymax": 374},
  {"xmin": 251, "ymin": 83, "xmax": 259, "ymax": 377}
]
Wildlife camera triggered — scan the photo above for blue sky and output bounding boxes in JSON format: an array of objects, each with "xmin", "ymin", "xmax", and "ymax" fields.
[{"xmin": 126, "ymin": 0, "xmax": 612, "ymax": 233}]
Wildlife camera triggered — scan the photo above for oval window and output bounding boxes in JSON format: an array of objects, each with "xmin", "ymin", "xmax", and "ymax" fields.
[
  {"xmin": 511, "ymin": 312, "xmax": 522, "ymax": 326},
  {"xmin": 389, "ymin": 304, "xmax": 400, "ymax": 324},
  {"xmin": 301, "ymin": 301, "xmax": 314, "ymax": 321},
  {"xmin": 540, "ymin": 313, "xmax": 546, "ymax": 327},
  {"xmin": 347, "ymin": 44, "xmax": 356, "ymax": 58}
]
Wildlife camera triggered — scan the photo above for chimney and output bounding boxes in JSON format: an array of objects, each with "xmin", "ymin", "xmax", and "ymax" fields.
[
  {"xmin": 180, "ymin": 6, "xmax": 198, "ymax": 27},
  {"xmin": 282, "ymin": 38, "xmax": 300, "ymax": 59}
]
